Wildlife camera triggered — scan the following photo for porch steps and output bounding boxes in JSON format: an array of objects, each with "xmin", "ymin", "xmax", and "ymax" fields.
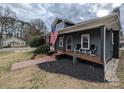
[
  {"xmin": 11, "ymin": 55, "xmax": 56, "ymax": 71},
  {"xmin": 105, "ymin": 58, "xmax": 119, "ymax": 82}
]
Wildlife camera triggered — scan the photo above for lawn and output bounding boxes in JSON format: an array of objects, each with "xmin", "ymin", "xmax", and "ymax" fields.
[
  {"xmin": 0, "ymin": 51, "xmax": 13, "ymax": 57},
  {"xmin": 0, "ymin": 50, "xmax": 124, "ymax": 88}
]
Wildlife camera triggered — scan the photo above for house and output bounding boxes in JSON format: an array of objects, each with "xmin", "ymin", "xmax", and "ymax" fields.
[
  {"xmin": 2, "ymin": 37, "xmax": 26, "ymax": 48},
  {"xmin": 52, "ymin": 14, "xmax": 120, "ymax": 61},
  {"xmin": 42, "ymin": 9, "xmax": 121, "ymax": 81}
]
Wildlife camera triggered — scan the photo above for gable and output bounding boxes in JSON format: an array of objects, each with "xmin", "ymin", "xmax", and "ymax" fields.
[{"xmin": 52, "ymin": 18, "xmax": 75, "ymax": 26}]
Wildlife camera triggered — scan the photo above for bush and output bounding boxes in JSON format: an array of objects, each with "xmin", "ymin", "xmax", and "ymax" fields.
[
  {"xmin": 34, "ymin": 44, "xmax": 50, "ymax": 54},
  {"xmin": 3, "ymin": 44, "xmax": 11, "ymax": 48},
  {"xmin": 29, "ymin": 36, "xmax": 45, "ymax": 47},
  {"xmin": 47, "ymin": 51, "xmax": 56, "ymax": 56}
]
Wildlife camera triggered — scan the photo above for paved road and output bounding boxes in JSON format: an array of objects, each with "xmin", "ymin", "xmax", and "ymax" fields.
[{"xmin": 0, "ymin": 47, "xmax": 35, "ymax": 52}]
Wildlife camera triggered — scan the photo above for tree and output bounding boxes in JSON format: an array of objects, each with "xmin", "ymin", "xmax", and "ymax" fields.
[
  {"xmin": 29, "ymin": 19, "xmax": 48, "ymax": 36},
  {"xmin": 23, "ymin": 30, "xmax": 32, "ymax": 45},
  {"xmin": 29, "ymin": 36, "xmax": 45, "ymax": 47},
  {"xmin": 0, "ymin": 6, "xmax": 17, "ymax": 38},
  {"xmin": 28, "ymin": 25, "xmax": 41, "ymax": 36},
  {"xmin": 0, "ymin": 6, "xmax": 17, "ymax": 47}
]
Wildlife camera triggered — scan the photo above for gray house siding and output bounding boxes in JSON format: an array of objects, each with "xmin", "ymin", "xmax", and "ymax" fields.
[
  {"xmin": 64, "ymin": 23, "xmax": 73, "ymax": 28},
  {"xmin": 105, "ymin": 30, "xmax": 113, "ymax": 60},
  {"xmin": 55, "ymin": 35, "xmax": 64, "ymax": 51},
  {"xmin": 55, "ymin": 22, "xmax": 73, "ymax": 31},
  {"xmin": 55, "ymin": 22, "xmax": 65, "ymax": 31},
  {"xmin": 72, "ymin": 29, "xmax": 101, "ymax": 56}
]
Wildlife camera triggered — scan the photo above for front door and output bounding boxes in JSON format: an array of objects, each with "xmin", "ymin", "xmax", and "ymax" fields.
[{"xmin": 66, "ymin": 37, "xmax": 73, "ymax": 51}]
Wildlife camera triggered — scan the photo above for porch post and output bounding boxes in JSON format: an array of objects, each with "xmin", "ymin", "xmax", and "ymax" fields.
[
  {"xmin": 49, "ymin": 35, "xmax": 50, "ymax": 51},
  {"xmin": 63, "ymin": 34, "xmax": 66, "ymax": 53},
  {"xmin": 101, "ymin": 26, "xmax": 106, "ymax": 62}
]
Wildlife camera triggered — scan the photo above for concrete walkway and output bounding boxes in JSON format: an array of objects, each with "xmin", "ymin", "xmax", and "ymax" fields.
[
  {"xmin": 11, "ymin": 55, "xmax": 56, "ymax": 71},
  {"xmin": 0, "ymin": 47, "xmax": 35, "ymax": 52}
]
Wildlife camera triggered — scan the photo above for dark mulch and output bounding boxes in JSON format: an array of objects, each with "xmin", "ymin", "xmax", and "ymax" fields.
[{"xmin": 37, "ymin": 56, "xmax": 105, "ymax": 82}]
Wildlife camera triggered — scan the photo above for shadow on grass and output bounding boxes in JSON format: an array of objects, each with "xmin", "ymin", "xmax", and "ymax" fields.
[{"xmin": 37, "ymin": 58, "xmax": 105, "ymax": 82}]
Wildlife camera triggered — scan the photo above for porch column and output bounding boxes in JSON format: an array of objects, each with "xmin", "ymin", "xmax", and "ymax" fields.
[
  {"xmin": 63, "ymin": 34, "xmax": 66, "ymax": 53},
  {"xmin": 48, "ymin": 35, "xmax": 50, "ymax": 51},
  {"xmin": 113, "ymin": 31, "xmax": 119, "ymax": 58},
  {"xmin": 101, "ymin": 26, "xmax": 106, "ymax": 64}
]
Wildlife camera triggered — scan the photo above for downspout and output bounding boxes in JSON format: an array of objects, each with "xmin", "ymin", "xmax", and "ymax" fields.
[{"xmin": 103, "ymin": 26, "xmax": 107, "ymax": 73}]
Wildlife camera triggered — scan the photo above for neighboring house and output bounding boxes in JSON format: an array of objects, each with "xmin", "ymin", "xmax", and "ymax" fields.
[
  {"xmin": 42, "ymin": 9, "xmax": 121, "ymax": 81},
  {"xmin": 120, "ymin": 36, "xmax": 124, "ymax": 47},
  {"xmin": 2, "ymin": 37, "xmax": 26, "ymax": 47}
]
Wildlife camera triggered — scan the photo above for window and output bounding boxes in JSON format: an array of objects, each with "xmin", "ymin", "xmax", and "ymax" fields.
[
  {"xmin": 59, "ymin": 37, "xmax": 63, "ymax": 47},
  {"xmin": 81, "ymin": 34, "xmax": 90, "ymax": 50}
]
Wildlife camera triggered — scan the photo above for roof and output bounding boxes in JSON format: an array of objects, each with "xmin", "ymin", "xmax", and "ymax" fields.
[
  {"xmin": 41, "ymin": 32, "xmax": 50, "ymax": 37},
  {"xmin": 57, "ymin": 13, "xmax": 121, "ymax": 35},
  {"xmin": 52, "ymin": 17, "xmax": 75, "ymax": 27}
]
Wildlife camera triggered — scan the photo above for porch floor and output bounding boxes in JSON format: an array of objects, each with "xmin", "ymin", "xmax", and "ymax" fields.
[{"xmin": 56, "ymin": 51, "xmax": 103, "ymax": 65}]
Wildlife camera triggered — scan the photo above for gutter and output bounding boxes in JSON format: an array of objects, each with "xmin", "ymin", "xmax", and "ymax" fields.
[{"xmin": 107, "ymin": 19, "xmax": 119, "ymax": 28}]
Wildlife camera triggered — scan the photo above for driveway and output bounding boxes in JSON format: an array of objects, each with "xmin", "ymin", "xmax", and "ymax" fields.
[{"xmin": 0, "ymin": 47, "xmax": 35, "ymax": 52}]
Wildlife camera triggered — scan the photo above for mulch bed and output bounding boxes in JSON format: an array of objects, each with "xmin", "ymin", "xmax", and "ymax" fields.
[{"xmin": 37, "ymin": 57, "xmax": 105, "ymax": 82}]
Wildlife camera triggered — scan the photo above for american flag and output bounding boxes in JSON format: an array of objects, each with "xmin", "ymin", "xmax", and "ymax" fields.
[{"xmin": 50, "ymin": 31, "xmax": 58, "ymax": 47}]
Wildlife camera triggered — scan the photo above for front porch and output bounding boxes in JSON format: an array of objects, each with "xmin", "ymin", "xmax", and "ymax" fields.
[
  {"xmin": 54, "ymin": 25, "xmax": 120, "ymax": 66},
  {"xmin": 55, "ymin": 27, "xmax": 107, "ymax": 65},
  {"xmin": 55, "ymin": 51, "xmax": 102, "ymax": 65}
]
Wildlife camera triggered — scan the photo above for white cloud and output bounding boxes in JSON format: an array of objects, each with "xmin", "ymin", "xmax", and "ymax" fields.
[
  {"xmin": 80, "ymin": 16, "xmax": 85, "ymax": 20},
  {"xmin": 0, "ymin": 3, "xmax": 124, "ymax": 32},
  {"xmin": 112, "ymin": 3, "xmax": 122, "ymax": 8},
  {"xmin": 96, "ymin": 9, "xmax": 109, "ymax": 17}
]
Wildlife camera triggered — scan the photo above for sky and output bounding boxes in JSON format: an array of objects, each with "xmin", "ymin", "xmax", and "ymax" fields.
[{"xmin": 0, "ymin": 3, "xmax": 124, "ymax": 31}]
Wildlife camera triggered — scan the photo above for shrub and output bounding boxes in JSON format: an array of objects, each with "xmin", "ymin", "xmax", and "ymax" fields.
[
  {"xmin": 29, "ymin": 36, "xmax": 45, "ymax": 47},
  {"xmin": 47, "ymin": 51, "xmax": 56, "ymax": 56},
  {"xmin": 34, "ymin": 44, "xmax": 50, "ymax": 54},
  {"xmin": 3, "ymin": 44, "xmax": 11, "ymax": 48}
]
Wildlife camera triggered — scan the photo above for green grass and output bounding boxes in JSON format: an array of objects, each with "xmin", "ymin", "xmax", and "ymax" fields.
[
  {"xmin": 0, "ymin": 50, "xmax": 123, "ymax": 88},
  {"xmin": 0, "ymin": 51, "xmax": 33, "ymax": 77},
  {"xmin": 0, "ymin": 51, "xmax": 13, "ymax": 57}
]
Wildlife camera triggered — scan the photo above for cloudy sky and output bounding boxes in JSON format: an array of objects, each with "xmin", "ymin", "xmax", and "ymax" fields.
[{"xmin": 0, "ymin": 3, "xmax": 124, "ymax": 31}]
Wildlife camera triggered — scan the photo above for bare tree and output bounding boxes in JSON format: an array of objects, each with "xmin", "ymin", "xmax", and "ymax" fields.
[
  {"xmin": 0, "ymin": 6, "xmax": 17, "ymax": 47},
  {"xmin": 30, "ymin": 19, "xmax": 48, "ymax": 33},
  {"xmin": 0, "ymin": 6, "xmax": 16, "ymax": 38}
]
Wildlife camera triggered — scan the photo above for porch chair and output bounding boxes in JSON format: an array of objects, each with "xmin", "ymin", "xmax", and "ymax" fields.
[
  {"xmin": 87, "ymin": 44, "xmax": 97, "ymax": 56},
  {"xmin": 74, "ymin": 44, "xmax": 81, "ymax": 52}
]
